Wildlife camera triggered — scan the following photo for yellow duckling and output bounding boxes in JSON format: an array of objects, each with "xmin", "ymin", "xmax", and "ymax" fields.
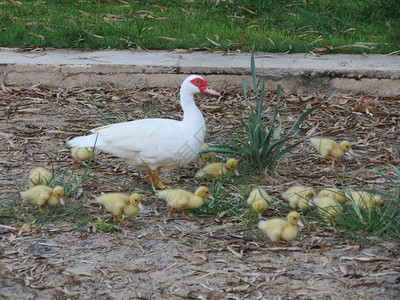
[
  {"xmin": 28, "ymin": 167, "xmax": 52, "ymax": 187},
  {"xmin": 71, "ymin": 147, "xmax": 94, "ymax": 165},
  {"xmin": 96, "ymin": 193, "xmax": 144, "ymax": 223},
  {"xmin": 317, "ymin": 188, "xmax": 346, "ymax": 204},
  {"xmin": 21, "ymin": 185, "xmax": 65, "ymax": 212},
  {"xmin": 195, "ymin": 143, "xmax": 217, "ymax": 167},
  {"xmin": 310, "ymin": 137, "xmax": 354, "ymax": 167},
  {"xmin": 345, "ymin": 189, "xmax": 382, "ymax": 210},
  {"xmin": 157, "ymin": 186, "xmax": 214, "ymax": 219},
  {"xmin": 195, "ymin": 158, "xmax": 239, "ymax": 179},
  {"xmin": 247, "ymin": 187, "xmax": 271, "ymax": 218},
  {"xmin": 258, "ymin": 211, "xmax": 304, "ymax": 247},
  {"xmin": 314, "ymin": 196, "xmax": 343, "ymax": 221},
  {"xmin": 282, "ymin": 185, "xmax": 315, "ymax": 211}
]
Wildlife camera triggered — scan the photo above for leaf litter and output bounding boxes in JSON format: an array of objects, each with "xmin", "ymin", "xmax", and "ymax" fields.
[{"xmin": 0, "ymin": 83, "xmax": 399, "ymax": 299}]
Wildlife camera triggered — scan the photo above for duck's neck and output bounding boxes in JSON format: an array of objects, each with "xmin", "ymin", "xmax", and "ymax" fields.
[{"xmin": 180, "ymin": 89, "xmax": 206, "ymax": 135}]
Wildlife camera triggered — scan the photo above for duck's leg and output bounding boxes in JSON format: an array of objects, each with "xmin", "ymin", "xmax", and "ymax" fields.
[
  {"xmin": 324, "ymin": 155, "xmax": 336, "ymax": 167},
  {"xmin": 168, "ymin": 206, "xmax": 174, "ymax": 219},
  {"xmin": 272, "ymin": 241, "xmax": 277, "ymax": 248},
  {"xmin": 38, "ymin": 205, "xmax": 45, "ymax": 213},
  {"xmin": 285, "ymin": 241, "xmax": 290, "ymax": 247},
  {"xmin": 112, "ymin": 215, "xmax": 127, "ymax": 224},
  {"xmin": 181, "ymin": 210, "xmax": 191, "ymax": 220},
  {"xmin": 117, "ymin": 216, "xmax": 128, "ymax": 224},
  {"xmin": 145, "ymin": 170, "xmax": 172, "ymax": 189}
]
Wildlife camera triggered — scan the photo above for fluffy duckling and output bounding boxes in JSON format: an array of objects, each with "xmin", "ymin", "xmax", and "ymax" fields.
[
  {"xmin": 71, "ymin": 147, "xmax": 94, "ymax": 165},
  {"xmin": 345, "ymin": 189, "xmax": 382, "ymax": 210},
  {"xmin": 195, "ymin": 158, "xmax": 239, "ymax": 179},
  {"xmin": 310, "ymin": 137, "xmax": 354, "ymax": 167},
  {"xmin": 195, "ymin": 143, "xmax": 217, "ymax": 167},
  {"xmin": 314, "ymin": 196, "xmax": 343, "ymax": 221},
  {"xmin": 96, "ymin": 193, "xmax": 144, "ymax": 223},
  {"xmin": 157, "ymin": 186, "xmax": 213, "ymax": 219},
  {"xmin": 28, "ymin": 167, "xmax": 52, "ymax": 187},
  {"xmin": 21, "ymin": 185, "xmax": 65, "ymax": 212},
  {"xmin": 282, "ymin": 185, "xmax": 315, "ymax": 211},
  {"xmin": 317, "ymin": 188, "xmax": 346, "ymax": 204},
  {"xmin": 247, "ymin": 187, "xmax": 271, "ymax": 218},
  {"xmin": 258, "ymin": 211, "xmax": 304, "ymax": 247}
]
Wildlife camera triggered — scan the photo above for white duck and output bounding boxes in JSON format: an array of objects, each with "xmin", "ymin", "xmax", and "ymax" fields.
[{"xmin": 67, "ymin": 75, "xmax": 220, "ymax": 188}]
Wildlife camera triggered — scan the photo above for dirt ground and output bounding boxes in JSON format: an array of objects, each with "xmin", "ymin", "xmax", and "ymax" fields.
[{"xmin": 1, "ymin": 82, "xmax": 400, "ymax": 299}]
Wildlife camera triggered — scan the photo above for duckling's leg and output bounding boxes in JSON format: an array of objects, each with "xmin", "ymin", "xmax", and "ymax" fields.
[
  {"xmin": 38, "ymin": 205, "xmax": 45, "ymax": 213},
  {"xmin": 168, "ymin": 206, "xmax": 174, "ymax": 219},
  {"xmin": 272, "ymin": 241, "xmax": 277, "ymax": 248},
  {"xmin": 284, "ymin": 241, "xmax": 290, "ymax": 247},
  {"xmin": 324, "ymin": 155, "xmax": 336, "ymax": 167},
  {"xmin": 113, "ymin": 215, "xmax": 128, "ymax": 224},
  {"xmin": 181, "ymin": 210, "xmax": 191, "ymax": 220}
]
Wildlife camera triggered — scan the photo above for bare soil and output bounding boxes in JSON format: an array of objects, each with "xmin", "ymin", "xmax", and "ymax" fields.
[{"xmin": 1, "ymin": 83, "xmax": 400, "ymax": 299}]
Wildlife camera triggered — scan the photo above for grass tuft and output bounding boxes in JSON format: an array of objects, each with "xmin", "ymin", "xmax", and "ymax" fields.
[{"xmin": 202, "ymin": 52, "xmax": 336, "ymax": 176}]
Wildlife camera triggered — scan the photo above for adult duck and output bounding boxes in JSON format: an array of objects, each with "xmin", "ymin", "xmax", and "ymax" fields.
[{"xmin": 67, "ymin": 75, "xmax": 220, "ymax": 188}]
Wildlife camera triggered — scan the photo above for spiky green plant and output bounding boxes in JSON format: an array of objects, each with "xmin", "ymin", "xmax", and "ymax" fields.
[{"xmin": 202, "ymin": 52, "xmax": 336, "ymax": 175}]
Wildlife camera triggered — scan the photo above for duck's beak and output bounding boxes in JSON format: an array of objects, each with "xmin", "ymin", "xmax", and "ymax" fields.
[
  {"xmin": 138, "ymin": 203, "xmax": 144, "ymax": 210},
  {"xmin": 307, "ymin": 200, "xmax": 314, "ymax": 207},
  {"xmin": 59, "ymin": 198, "xmax": 65, "ymax": 205},
  {"xmin": 204, "ymin": 86, "xmax": 221, "ymax": 96},
  {"xmin": 234, "ymin": 169, "xmax": 240, "ymax": 176},
  {"xmin": 346, "ymin": 149, "xmax": 355, "ymax": 156},
  {"xmin": 297, "ymin": 220, "xmax": 304, "ymax": 227},
  {"xmin": 208, "ymin": 195, "xmax": 215, "ymax": 200}
]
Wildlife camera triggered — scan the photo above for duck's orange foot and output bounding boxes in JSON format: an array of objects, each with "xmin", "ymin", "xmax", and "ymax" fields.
[
  {"xmin": 285, "ymin": 241, "xmax": 290, "ymax": 247},
  {"xmin": 181, "ymin": 211, "xmax": 191, "ymax": 220},
  {"xmin": 145, "ymin": 170, "xmax": 171, "ymax": 189},
  {"xmin": 272, "ymin": 241, "xmax": 277, "ymax": 248},
  {"xmin": 38, "ymin": 205, "xmax": 45, "ymax": 213},
  {"xmin": 118, "ymin": 216, "xmax": 128, "ymax": 224},
  {"xmin": 113, "ymin": 215, "xmax": 127, "ymax": 224}
]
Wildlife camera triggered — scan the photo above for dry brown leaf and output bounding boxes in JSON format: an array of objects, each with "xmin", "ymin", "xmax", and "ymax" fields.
[
  {"xmin": 29, "ymin": 32, "xmax": 45, "ymax": 40},
  {"xmin": 340, "ymin": 256, "xmax": 393, "ymax": 263},
  {"xmin": 206, "ymin": 37, "xmax": 221, "ymax": 47},
  {"xmin": 156, "ymin": 36, "xmax": 177, "ymax": 41}
]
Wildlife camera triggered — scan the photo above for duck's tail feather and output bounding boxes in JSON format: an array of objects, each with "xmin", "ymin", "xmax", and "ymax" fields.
[{"xmin": 67, "ymin": 134, "xmax": 102, "ymax": 148}]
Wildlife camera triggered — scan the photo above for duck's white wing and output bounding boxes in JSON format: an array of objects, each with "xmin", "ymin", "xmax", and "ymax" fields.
[
  {"xmin": 69, "ymin": 119, "xmax": 183, "ymax": 150},
  {"xmin": 68, "ymin": 118, "xmax": 198, "ymax": 170}
]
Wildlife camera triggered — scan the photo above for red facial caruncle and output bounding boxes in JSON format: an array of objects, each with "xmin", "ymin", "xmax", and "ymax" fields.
[{"xmin": 190, "ymin": 77, "xmax": 220, "ymax": 96}]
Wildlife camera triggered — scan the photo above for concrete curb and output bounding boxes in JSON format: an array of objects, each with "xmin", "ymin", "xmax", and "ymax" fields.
[{"xmin": 0, "ymin": 48, "xmax": 399, "ymax": 96}]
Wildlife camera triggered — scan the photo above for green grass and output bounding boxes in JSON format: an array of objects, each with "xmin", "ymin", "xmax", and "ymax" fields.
[
  {"xmin": 0, "ymin": 0, "xmax": 398, "ymax": 53},
  {"xmin": 0, "ymin": 157, "xmax": 95, "ymax": 228},
  {"xmin": 307, "ymin": 160, "xmax": 400, "ymax": 243}
]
